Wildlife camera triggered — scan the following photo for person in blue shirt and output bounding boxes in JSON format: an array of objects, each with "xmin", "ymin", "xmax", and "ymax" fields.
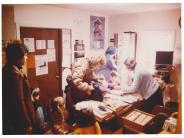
[
  {"xmin": 31, "ymin": 87, "xmax": 49, "ymax": 134},
  {"xmin": 96, "ymin": 46, "xmax": 117, "ymax": 81}
]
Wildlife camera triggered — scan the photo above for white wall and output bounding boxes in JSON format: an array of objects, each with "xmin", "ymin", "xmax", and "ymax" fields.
[
  {"xmin": 14, "ymin": 4, "xmax": 109, "ymax": 58},
  {"xmin": 109, "ymin": 9, "xmax": 181, "ymax": 98},
  {"xmin": 109, "ymin": 9, "xmax": 181, "ymax": 65}
]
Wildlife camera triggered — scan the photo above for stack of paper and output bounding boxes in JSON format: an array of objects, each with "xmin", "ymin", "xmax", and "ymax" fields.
[
  {"xmin": 104, "ymin": 93, "xmax": 138, "ymax": 104},
  {"xmin": 103, "ymin": 99, "xmax": 128, "ymax": 112},
  {"xmin": 107, "ymin": 89, "xmax": 124, "ymax": 96},
  {"xmin": 93, "ymin": 105, "xmax": 113, "ymax": 120},
  {"xmin": 75, "ymin": 100, "xmax": 113, "ymax": 121},
  {"xmin": 121, "ymin": 95, "xmax": 138, "ymax": 103}
]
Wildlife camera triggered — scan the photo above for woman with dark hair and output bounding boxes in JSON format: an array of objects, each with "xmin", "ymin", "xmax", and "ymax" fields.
[
  {"xmin": 96, "ymin": 46, "xmax": 117, "ymax": 81},
  {"xmin": 2, "ymin": 40, "xmax": 35, "ymax": 134}
]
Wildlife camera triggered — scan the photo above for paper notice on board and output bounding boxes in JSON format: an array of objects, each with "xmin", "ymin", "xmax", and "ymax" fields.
[
  {"xmin": 62, "ymin": 49, "xmax": 71, "ymax": 67},
  {"xmin": 35, "ymin": 55, "xmax": 48, "ymax": 76},
  {"xmin": 36, "ymin": 40, "xmax": 46, "ymax": 49},
  {"xmin": 47, "ymin": 49, "xmax": 56, "ymax": 62},
  {"xmin": 62, "ymin": 29, "xmax": 71, "ymax": 67},
  {"xmin": 47, "ymin": 40, "xmax": 55, "ymax": 49},
  {"xmin": 23, "ymin": 38, "xmax": 35, "ymax": 52}
]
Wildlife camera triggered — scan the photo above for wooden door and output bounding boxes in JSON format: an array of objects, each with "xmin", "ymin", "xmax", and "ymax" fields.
[{"xmin": 20, "ymin": 27, "xmax": 62, "ymax": 107}]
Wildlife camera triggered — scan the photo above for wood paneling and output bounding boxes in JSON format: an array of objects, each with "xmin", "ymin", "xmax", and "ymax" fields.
[{"xmin": 20, "ymin": 27, "xmax": 62, "ymax": 107}]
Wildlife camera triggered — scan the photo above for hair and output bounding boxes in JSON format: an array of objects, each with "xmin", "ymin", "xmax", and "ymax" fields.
[
  {"xmin": 66, "ymin": 75, "xmax": 72, "ymax": 84},
  {"xmin": 88, "ymin": 55, "xmax": 106, "ymax": 68},
  {"xmin": 105, "ymin": 46, "xmax": 117, "ymax": 55},
  {"xmin": 75, "ymin": 108, "xmax": 95, "ymax": 127},
  {"xmin": 124, "ymin": 57, "xmax": 137, "ymax": 70},
  {"xmin": 53, "ymin": 97, "xmax": 65, "ymax": 107},
  {"xmin": 5, "ymin": 40, "xmax": 29, "ymax": 63},
  {"xmin": 31, "ymin": 87, "xmax": 40, "ymax": 98},
  {"xmin": 111, "ymin": 71, "xmax": 118, "ymax": 77}
]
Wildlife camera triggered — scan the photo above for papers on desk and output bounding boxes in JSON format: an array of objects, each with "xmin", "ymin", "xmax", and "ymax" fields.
[
  {"xmin": 107, "ymin": 89, "xmax": 124, "ymax": 96},
  {"xmin": 104, "ymin": 93, "xmax": 138, "ymax": 104},
  {"xmin": 75, "ymin": 100, "xmax": 113, "ymax": 120},
  {"xmin": 75, "ymin": 92, "xmax": 140, "ymax": 121},
  {"xmin": 103, "ymin": 99, "xmax": 128, "ymax": 111}
]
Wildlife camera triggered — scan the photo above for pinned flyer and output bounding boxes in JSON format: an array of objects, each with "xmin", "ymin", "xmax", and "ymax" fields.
[
  {"xmin": 36, "ymin": 40, "xmax": 46, "ymax": 49},
  {"xmin": 23, "ymin": 38, "xmax": 35, "ymax": 52},
  {"xmin": 47, "ymin": 40, "xmax": 55, "ymax": 49},
  {"xmin": 35, "ymin": 55, "xmax": 48, "ymax": 76},
  {"xmin": 47, "ymin": 49, "xmax": 56, "ymax": 62}
]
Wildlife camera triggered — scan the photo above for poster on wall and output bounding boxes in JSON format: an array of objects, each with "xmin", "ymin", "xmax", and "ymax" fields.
[
  {"xmin": 62, "ymin": 29, "xmax": 72, "ymax": 67},
  {"xmin": 23, "ymin": 38, "xmax": 35, "ymax": 52},
  {"xmin": 35, "ymin": 55, "xmax": 48, "ymax": 76},
  {"xmin": 90, "ymin": 15, "xmax": 105, "ymax": 49}
]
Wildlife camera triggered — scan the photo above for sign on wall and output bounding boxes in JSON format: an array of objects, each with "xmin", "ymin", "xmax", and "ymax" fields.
[{"xmin": 90, "ymin": 15, "xmax": 105, "ymax": 49}]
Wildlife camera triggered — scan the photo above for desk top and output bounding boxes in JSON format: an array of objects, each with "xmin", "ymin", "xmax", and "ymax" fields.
[{"xmin": 75, "ymin": 90, "xmax": 144, "ymax": 122}]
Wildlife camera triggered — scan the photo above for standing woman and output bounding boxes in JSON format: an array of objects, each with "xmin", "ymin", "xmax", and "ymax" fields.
[
  {"xmin": 2, "ymin": 40, "xmax": 35, "ymax": 134},
  {"xmin": 96, "ymin": 46, "xmax": 117, "ymax": 81}
]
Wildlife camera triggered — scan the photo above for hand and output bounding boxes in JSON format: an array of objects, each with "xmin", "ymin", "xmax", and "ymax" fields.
[{"xmin": 89, "ymin": 85, "xmax": 94, "ymax": 91}]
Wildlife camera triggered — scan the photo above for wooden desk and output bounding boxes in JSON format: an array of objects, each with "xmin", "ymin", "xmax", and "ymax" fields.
[
  {"xmin": 74, "ymin": 92, "xmax": 144, "ymax": 123},
  {"xmin": 95, "ymin": 92, "xmax": 144, "ymax": 122}
]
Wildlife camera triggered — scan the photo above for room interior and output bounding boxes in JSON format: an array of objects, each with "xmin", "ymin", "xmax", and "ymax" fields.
[{"xmin": 2, "ymin": 3, "xmax": 181, "ymax": 134}]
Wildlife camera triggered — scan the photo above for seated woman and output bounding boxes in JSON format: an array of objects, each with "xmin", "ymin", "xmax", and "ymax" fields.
[{"xmin": 72, "ymin": 108, "xmax": 102, "ymax": 134}]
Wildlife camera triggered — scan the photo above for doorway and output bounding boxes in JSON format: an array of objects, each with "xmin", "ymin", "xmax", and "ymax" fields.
[{"xmin": 20, "ymin": 27, "xmax": 62, "ymax": 106}]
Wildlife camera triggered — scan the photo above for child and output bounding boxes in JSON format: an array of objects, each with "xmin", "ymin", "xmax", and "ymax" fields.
[
  {"xmin": 49, "ymin": 97, "xmax": 70, "ymax": 134},
  {"xmin": 108, "ymin": 71, "xmax": 120, "ymax": 89},
  {"xmin": 73, "ymin": 107, "xmax": 101, "ymax": 134},
  {"xmin": 31, "ymin": 87, "xmax": 49, "ymax": 134}
]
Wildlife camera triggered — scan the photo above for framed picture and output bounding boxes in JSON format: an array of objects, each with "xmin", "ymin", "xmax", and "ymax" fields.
[
  {"xmin": 74, "ymin": 51, "xmax": 85, "ymax": 58},
  {"xmin": 74, "ymin": 44, "xmax": 85, "ymax": 51},
  {"xmin": 90, "ymin": 15, "xmax": 105, "ymax": 49}
]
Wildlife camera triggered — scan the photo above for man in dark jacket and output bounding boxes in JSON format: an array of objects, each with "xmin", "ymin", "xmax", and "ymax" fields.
[{"xmin": 2, "ymin": 40, "xmax": 35, "ymax": 134}]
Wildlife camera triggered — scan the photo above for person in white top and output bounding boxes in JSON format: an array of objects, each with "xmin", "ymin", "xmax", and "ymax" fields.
[{"xmin": 122, "ymin": 57, "xmax": 163, "ymax": 113}]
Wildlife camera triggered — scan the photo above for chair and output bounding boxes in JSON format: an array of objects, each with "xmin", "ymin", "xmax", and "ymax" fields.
[
  {"xmin": 62, "ymin": 67, "xmax": 72, "ymax": 102},
  {"xmin": 152, "ymin": 105, "xmax": 173, "ymax": 116},
  {"xmin": 72, "ymin": 121, "xmax": 102, "ymax": 134}
]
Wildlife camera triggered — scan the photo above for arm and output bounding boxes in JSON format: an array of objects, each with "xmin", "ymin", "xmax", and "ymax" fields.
[
  {"xmin": 14, "ymin": 74, "xmax": 32, "ymax": 129},
  {"xmin": 106, "ymin": 54, "xmax": 117, "ymax": 71},
  {"xmin": 122, "ymin": 71, "xmax": 142, "ymax": 94},
  {"xmin": 72, "ymin": 66, "xmax": 94, "ymax": 95}
]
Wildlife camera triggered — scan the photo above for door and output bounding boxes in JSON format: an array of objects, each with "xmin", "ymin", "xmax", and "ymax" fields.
[{"xmin": 20, "ymin": 27, "xmax": 62, "ymax": 106}]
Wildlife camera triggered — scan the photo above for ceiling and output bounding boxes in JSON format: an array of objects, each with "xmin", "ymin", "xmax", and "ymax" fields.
[{"xmin": 48, "ymin": 3, "xmax": 181, "ymax": 15}]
